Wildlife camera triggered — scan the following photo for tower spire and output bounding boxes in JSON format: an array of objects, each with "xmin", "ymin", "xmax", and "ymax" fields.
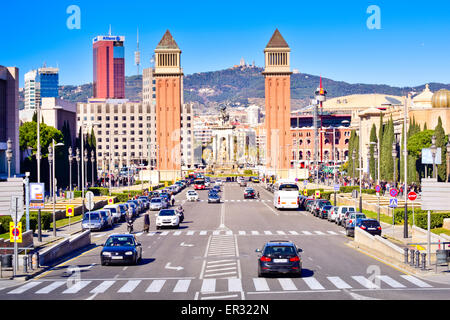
[{"xmin": 135, "ymin": 27, "xmax": 141, "ymax": 75}]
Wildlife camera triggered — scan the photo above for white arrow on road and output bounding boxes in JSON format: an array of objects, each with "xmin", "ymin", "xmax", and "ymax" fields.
[
  {"xmin": 165, "ymin": 262, "xmax": 184, "ymax": 271},
  {"xmin": 180, "ymin": 242, "xmax": 194, "ymax": 247}
]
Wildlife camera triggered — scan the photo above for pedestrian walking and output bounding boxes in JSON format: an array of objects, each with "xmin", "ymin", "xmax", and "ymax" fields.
[
  {"xmin": 171, "ymin": 194, "xmax": 175, "ymax": 207},
  {"xmin": 143, "ymin": 214, "xmax": 150, "ymax": 233}
]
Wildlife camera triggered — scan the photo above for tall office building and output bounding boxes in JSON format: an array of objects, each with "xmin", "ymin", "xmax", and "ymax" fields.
[
  {"xmin": 93, "ymin": 34, "xmax": 125, "ymax": 99},
  {"xmin": 0, "ymin": 66, "xmax": 20, "ymax": 179},
  {"xmin": 24, "ymin": 67, "xmax": 59, "ymax": 110}
]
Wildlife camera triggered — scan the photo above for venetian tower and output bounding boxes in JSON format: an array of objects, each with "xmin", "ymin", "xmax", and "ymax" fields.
[
  {"xmin": 263, "ymin": 29, "xmax": 292, "ymax": 179},
  {"xmin": 154, "ymin": 30, "xmax": 183, "ymax": 181}
]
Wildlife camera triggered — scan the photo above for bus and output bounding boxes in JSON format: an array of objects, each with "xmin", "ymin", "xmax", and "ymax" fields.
[
  {"xmin": 193, "ymin": 178, "xmax": 206, "ymax": 190},
  {"xmin": 273, "ymin": 180, "xmax": 300, "ymax": 210}
]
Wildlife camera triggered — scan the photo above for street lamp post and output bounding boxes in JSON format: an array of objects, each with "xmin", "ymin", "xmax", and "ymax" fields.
[
  {"xmin": 76, "ymin": 148, "xmax": 80, "ymax": 190},
  {"xmin": 373, "ymin": 143, "xmax": 380, "ymax": 222},
  {"xmin": 431, "ymin": 135, "xmax": 437, "ymax": 179},
  {"xmin": 91, "ymin": 150, "xmax": 95, "ymax": 187},
  {"xmin": 50, "ymin": 140, "xmax": 64, "ymax": 237},
  {"xmin": 68, "ymin": 147, "xmax": 73, "ymax": 203},
  {"xmin": 6, "ymin": 138, "xmax": 12, "ymax": 178},
  {"xmin": 392, "ymin": 142, "xmax": 398, "ymax": 233},
  {"xmin": 352, "ymin": 149, "xmax": 356, "ymax": 186},
  {"xmin": 446, "ymin": 135, "xmax": 450, "ymax": 182},
  {"xmin": 84, "ymin": 149, "xmax": 88, "ymax": 189},
  {"xmin": 48, "ymin": 145, "xmax": 53, "ymax": 205}
]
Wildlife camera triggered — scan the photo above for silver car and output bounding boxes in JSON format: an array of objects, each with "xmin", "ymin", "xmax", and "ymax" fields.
[{"xmin": 150, "ymin": 197, "xmax": 163, "ymax": 211}]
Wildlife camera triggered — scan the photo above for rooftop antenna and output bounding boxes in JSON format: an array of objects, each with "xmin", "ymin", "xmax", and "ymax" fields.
[{"xmin": 135, "ymin": 27, "xmax": 141, "ymax": 76}]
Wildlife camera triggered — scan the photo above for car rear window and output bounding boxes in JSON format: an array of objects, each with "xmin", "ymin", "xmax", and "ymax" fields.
[
  {"xmin": 361, "ymin": 220, "xmax": 380, "ymax": 227},
  {"xmin": 264, "ymin": 246, "xmax": 296, "ymax": 256},
  {"xmin": 279, "ymin": 184, "xmax": 299, "ymax": 191}
]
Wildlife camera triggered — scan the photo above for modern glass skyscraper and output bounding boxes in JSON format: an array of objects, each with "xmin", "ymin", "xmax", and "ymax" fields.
[
  {"xmin": 24, "ymin": 67, "xmax": 59, "ymax": 110},
  {"xmin": 92, "ymin": 35, "xmax": 125, "ymax": 99}
]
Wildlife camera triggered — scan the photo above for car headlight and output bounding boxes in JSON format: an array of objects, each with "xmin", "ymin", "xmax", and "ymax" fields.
[
  {"xmin": 124, "ymin": 251, "xmax": 133, "ymax": 256},
  {"xmin": 102, "ymin": 252, "xmax": 111, "ymax": 256}
]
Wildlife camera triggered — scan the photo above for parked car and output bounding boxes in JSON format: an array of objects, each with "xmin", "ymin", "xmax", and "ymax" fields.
[
  {"xmin": 98, "ymin": 209, "xmax": 114, "ymax": 229},
  {"xmin": 186, "ymin": 190, "xmax": 199, "ymax": 201},
  {"xmin": 150, "ymin": 197, "xmax": 164, "ymax": 211},
  {"xmin": 304, "ymin": 199, "xmax": 315, "ymax": 212},
  {"xmin": 315, "ymin": 200, "xmax": 332, "ymax": 217},
  {"xmin": 126, "ymin": 201, "xmax": 139, "ymax": 216},
  {"xmin": 117, "ymin": 204, "xmax": 128, "ymax": 221},
  {"xmin": 336, "ymin": 206, "xmax": 356, "ymax": 226},
  {"xmin": 100, "ymin": 234, "xmax": 142, "ymax": 266},
  {"xmin": 81, "ymin": 212, "xmax": 105, "ymax": 231},
  {"xmin": 345, "ymin": 216, "xmax": 374, "ymax": 237},
  {"xmin": 103, "ymin": 204, "xmax": 121, "ymax": 223},
  {"xmin": 156, "ymin": 209, "xmax": 180, "ymax": 229},
  {"xmin": 319, "ymin": 205, "xmax": 334, "ymax": 219},
  {"xmin": 343, "ymin": 212, "xmax": 366, "ymax": 229},
  {"xmin": 138, "ymin": 196, "xmax": 150, "ymax": 209},
  {"xmin": 255, "ymin": 240, "xmax": 302, "ymax": 277},
  {"xmin": 328, "ymin": 206, "xmax": 340, "ymax": 222}
]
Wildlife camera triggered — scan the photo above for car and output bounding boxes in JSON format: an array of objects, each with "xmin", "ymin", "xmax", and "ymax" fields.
[
  {"xmin": 256, "ymin": 240, "xmax": 302, "ymax": 277},
  {"xmin": 250, "ymin": 177, "xmax": 260, "ymax": 183},
  {"xmin": 335, "ymin": 206, "xmax": 356, "ymax": 226},
  {"xmin": 300, "ymin": 197, "xmax": 313, "ymax": 210},
  {"xmin": 355, "ymin": 218, "xmax": 382, "ymax": 237},
  {"xmin": 215, "ymin": 179, "xmax": 223, "ymax": 186},
  {"xmin": 314, "ymin": 200, "xmax": 332, "ymax": 217},
  {"xmin": 97, "ymin": 209, "xmax": 114, "ymax": 229},
  {"xmin": 138, "ymin": 196, "xmax": 150, "ymax": 209},
  {"xmin": 117, "ymin": 203, "xmax": 129, "ymax": 221},
  {"xmin": 344, "ymin": 212, "xmax": 367, "ymax": 229},
  {"xmin": 150, "ymin": 197, "xmax": 164, "ymax": 211},
  {"xmin": 81, "ymin": 212, "xmax": 105, "ymax": 231},
  {"xmin": 244, "ymin": 187, "xmax": 256, "ymax": 199},
  {"xmin": 304, "ymin": 199, "xmax": 315, "ymax": 212},
  {"xmin": 126, "ymin": 202, "xmax": 139, "ymax": 216},
  {"xmin": 100, "ymin": 234, "xmax": 142, "ymax": 266},
  {"xmin": 319, "ymin": 205, "xmax": 334, "ymax": 219},
  {"xmin": 186, "ymin": 190, "xmax": 199, "ymax": 201},
  {"xmin": 345, "ymin": 215, "xmax": 372, "ymax": 237},
  {"xmin": 328, "ymin": 206, "xmax": 339, "ymax": 222},
  {"xmin": 156, "ymin": 209, "xmax": 180, "ymax": 229},
  {"xmin": 103, "ymin": 204, "xmax": 121, "ymax": 223},
  {"xmin": 239, "ymin": 179, "xmax": 247, "ymax": 187},
  {"xmin": 212, "ymin": 185, "xmax": 221, "ymax": 193},
  {"xmin": 208, "ymin": 192, "xmax": 221, "ymax": 203}
]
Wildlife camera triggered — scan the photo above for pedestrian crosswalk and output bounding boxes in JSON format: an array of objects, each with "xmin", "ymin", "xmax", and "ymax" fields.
[
  {"xmin": 93, "ymin": 229, "xmax": 347, "ymax": 238},
  {"xmin": 5, "ymin": 274, "xmax": 438, "ymax": 297}
]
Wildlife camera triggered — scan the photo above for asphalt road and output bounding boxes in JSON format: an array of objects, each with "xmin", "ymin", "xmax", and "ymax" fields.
[{"xmin": 2, "ymin": 181, "xmax": 450, "ymax": 300}]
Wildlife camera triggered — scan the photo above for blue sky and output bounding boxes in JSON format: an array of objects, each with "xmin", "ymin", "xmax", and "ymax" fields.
[{"xmin": 2, "ymin": 0, "xmax": 450, "ymax": 88}]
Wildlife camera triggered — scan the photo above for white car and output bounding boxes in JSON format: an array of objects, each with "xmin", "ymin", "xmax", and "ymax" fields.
[
  {"xmin": 215, "ymin": 180, "xmax": 223, "ymax": 186},
  {"xmin": 156, "ymin": 209, "xmax": 180, "ymax": 229},
  {"xmin": 328, "ymin": 206, "xmax": 339, "ymax": 222},
  {"xmin": 150, "ymin": 198, "xmax": 163, "ymax": 211},
  {"xmin": 186, "ymin": 190, "xmax": 199, "ymax": 201},
  {"xmin": 336, "ymin": 206, "xmax": 356, "ymax": 225}
]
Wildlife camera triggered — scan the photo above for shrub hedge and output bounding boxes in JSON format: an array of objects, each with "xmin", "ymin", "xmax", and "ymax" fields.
[
  {"xmin": 393, "ymin": 209, "xmax": 450, "ymax": 229},
  {"xmin": 0, "ymin": 211, "xmax": 52, "ymax": 234}
]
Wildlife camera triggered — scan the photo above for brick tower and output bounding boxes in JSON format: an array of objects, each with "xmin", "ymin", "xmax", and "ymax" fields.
[
  {"xmin": 154, "ymin": 30, "xmax": 183, "ymax": 181},
  {"xmin": 263, "ymin": 29, "xmax": 292, "ymax": 179}
]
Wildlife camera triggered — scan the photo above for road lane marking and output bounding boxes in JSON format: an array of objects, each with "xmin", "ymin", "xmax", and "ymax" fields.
[
  {"xmin": 238, "ymin": 231, "xmax": 246, "ymax": 235},
  {"xmin": 327, "ymin": 231, "xmax": 338, "ymax": 235},
  {"xmin": 173, "ymin": 279, "xmax": 191, "ymax": 293},
  {"xmin": 118, "ymin": 280, "xmax": 141, "ymax": 293},
  {"xmin": 314, "ymin": 231, "xmax": 325, "ymax": 235},
  {"xmin": 225, "ymin": 231, "xmax": 233, "ymax": 235},
  {"xmin": 302, "ymin": 231, "xmax": 312, "ymax": 235},
  {"xmin": 278, "ymin": 278, "xmax": 297, "ymax": 291},
  {"xmin": 200, "ymin": 231, "xmax": 207, "ymax": 235},
  {"xmin": 276, "ymin": 231, "xmax": 286, "ymax": 235},
  {"xmin": 205, "ymin": 267, "xmax": 237, "ymax": 273},
  {"xmin": 201, "ymin": 294, "xmax": 238, "ymax": 300},
  {"xmin": 160, "ymin": 231, "xmax": 169, "ymax": 236},
  {"xmin": 36, "ymin": 281, "xmax": 66, "ymax": 294},
  {"xmin": 264, "ymin": 231, "xmax": 273, "ymax": 235},
  {"xmin": 8, "ymin": 281, "xmax": 43, "ymax": 294},
  {"xmin": 400, "ymin": 275, "xmax": 432, "ymax": 288},
  {"xmin": 352, "ymin": 276, "xmax": 379, "ymax": 289},
  {"xmin": 289, "ymin": 231, "xmax": 299, "ymax": 235},
  {"xmin": 206, "ymin": 260, "xmax": 235, "ymax": 265},
  {"xmin": 327, "ymin": 277, "xmax": 352, "ymax": 289},
  {"xmin": 173, "ymin": 231, "xmax": 182, "ymax": 236},
  {"xmin": 90, "ymin": 280, "xmax": 116, "ymax": 294},
  {"xmin": 186, "ymin": 231, "xmax": 195, "ymax": 235},
  {"xmin": 146, "ymin": 280, "xmax": 166, "ymax": 292},
  {"xmin": 251, "ymin": 231, "xmax": 259, "ymax": 235},
  {"xmin": 62, "ymin": 281, "xmax": 92, "ymax": 294},
  {"xmin": 377, "ymin": 275, "xmax": 406, "ymax": 288},
  {"xmin": 228, "ymin": 279, "xmax": 243, "ymax": 292},
  {"xmin": 204, "ymin": 271, "xmax": 237, "ymax": 277},
  {"xmin": 201, "ymin": 279, "xmax": 216, "ymax": 293},
  {"xmin": 303, "ymin": 277, "xmax": 325, "ymax": 290}
]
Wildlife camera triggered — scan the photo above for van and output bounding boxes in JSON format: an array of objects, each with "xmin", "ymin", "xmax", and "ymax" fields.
[
  {"xmin": 335, "ymin": 206, "xmax": 356, "ymax": 226},
  {"xmin": 103, "ymin": 204, "xmax": 121, "ymax": 223},
  {"xmin": 273, "ymin": 180, "xmax": 299, "ymax": 210}
]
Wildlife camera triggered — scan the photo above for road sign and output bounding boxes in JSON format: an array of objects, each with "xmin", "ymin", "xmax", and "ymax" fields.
[
  {"xmin": 30, "ymin": 183, "xmax": 45, "ymax": 209},
  {"xmin": 390, "ymin": 188, "xmax": 398, "ymax": 197},
  {"xmin": 85, "ymin": 191, "xmax": 95, "ymax": 211},
  {"xmin": 389, "ymin": 198, "xmax": 398, "ymax": 208},
  {"xmin": 303, "ymin": 180, "xmax": 308, "ymax": 186},
  {"xmin": 108, "ymin": 197, "xmax": 114, "ymax": 205},
  {"xmin": 315, "ymin": 190, "xmax": 321, "ymax": 199},
  {"xmin": 334, "ymin": 184, "xmax": 340, "ymax": 192},
  {"xmin": 10, "ymin": 195, "xmax": 24, "ymax": 225},
  {"xmin": 303, "ymin": 189, "xmax": 308, "ymax": 196},
  {"xmin": 408, "ymin": 191, "xmax": 417, "ymax": 201},
  {"xmin": 9, "ymin": 222, "xmax": 22, "ymax": 243},
  {"xmin": 66, "ymin": 205, "xmax": 75, "ymax": 217},
  {"xmin": 375, "ymin": 185, "xmax": 381, "ymax": 193}
]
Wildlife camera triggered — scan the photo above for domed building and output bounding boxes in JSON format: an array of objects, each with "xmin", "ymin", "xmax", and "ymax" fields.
[
  {"xmin": 432, "ymin": 89, "xmax": 450, "ymax": 108},
  {"xmin": 412, "ymin": 84, "xmax": 433, "ymax": 108}
]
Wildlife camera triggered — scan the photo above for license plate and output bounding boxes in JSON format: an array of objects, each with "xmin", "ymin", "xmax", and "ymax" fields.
[
  {"xmin": 111, "ymin": 256, "xmax": 123, "ymax": 260},
  {"xmin": 368, "ymin": 228, "xmax": 376, "ymax": 230},
  {"xmin": 273, "ymin": 259, "xmax": 288, "ymax": 263}
]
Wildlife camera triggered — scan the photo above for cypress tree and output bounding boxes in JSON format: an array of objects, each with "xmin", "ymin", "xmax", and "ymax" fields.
[
  {"xmin": 435, "ymin": 117, "xmax": 446, "ymax": 181},
  {"xmin": 369, "ymin": 123, "xmax": 377, "ymax": 180}
]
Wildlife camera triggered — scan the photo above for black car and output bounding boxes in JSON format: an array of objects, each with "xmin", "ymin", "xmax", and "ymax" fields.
[
  {"xmin": 319, "ymin": 205, "xmax": 333, "ymax": 219},
  {"xmin": 346, "ymin": 218, "xmax": 382, "ymax": 237},
  {"xmin": 256, "ymin": 240, "xmax": 302, "ymax": 277},
  {"xmin": 100, "ymin": 234, "xmax": 142, "ymax": 266},
  {"xmin": 244, "ymin": 187, "xmax": 256, "ymax": 199},
  {"xmin": 212, "ymin": 185, "xmax": 221, "ymax": 193}
]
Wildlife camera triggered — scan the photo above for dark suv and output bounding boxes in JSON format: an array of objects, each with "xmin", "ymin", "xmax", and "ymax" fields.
[
  {"xmin": 314, "ymin": 200, "xmax": 332, "ymax": 217},
  {"xmin": 346, "ymin": 218, "xmax": 382, "ymax": 237},
  {"xmin": 256, "ymin": 240, "xmax": 302, "ymax": 277}
]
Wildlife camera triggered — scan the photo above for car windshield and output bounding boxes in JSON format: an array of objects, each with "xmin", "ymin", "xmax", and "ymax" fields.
[
  {"xmin": 188, "ymin": 191, "xmax": 196, "ymax": 195},
  {"xmin": 323, "ymin": 205, "xmax": 333, "ymax": 210},
  {"xmin": 83, "ymin": 213, "xmax": 100, "ymax": 220},
  {"xmin": 264, "ymin": 246, "xmax": 296, "ymax": 256},
  {"xmin": 348, "ymin": 207, "xmax": 356, "ymax": 212},
  {"xmin": 151, "ymin": 198, "xmax": 161, "ymax": 203},
  {"xmin": 159, "ymin": 210, "xmax": 176, "ymax": 216},
  {"xmin": 107, "ymin": 208, "xmax": 117, "ymax": 213},
  {"xmin": 105, "ymin": 236, "xmax": 135, "ymax": 247}
]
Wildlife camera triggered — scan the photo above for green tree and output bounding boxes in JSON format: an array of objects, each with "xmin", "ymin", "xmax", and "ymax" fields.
[
  {"xmin": 434, "ymin": 117, "xmax": 447, "ymax": 181},
  {"xmin": 19, "ymin": 121, "xmax": 63, "ymax": 155},
  {"xmin": 381, "ymin": 116, "xmax": 395, "ymax": 182}
]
